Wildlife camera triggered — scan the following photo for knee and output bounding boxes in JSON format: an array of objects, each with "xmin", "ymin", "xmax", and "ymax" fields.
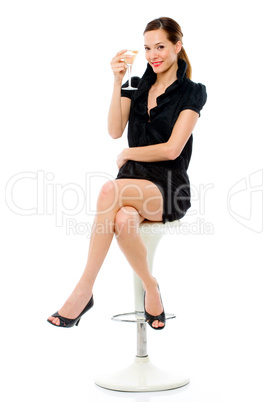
[
  {"xmin": 115, "ymin": 207, "xmax": 139, "ymax": 239},
  {"xmin": 97, "ymin": 180, "xmax": 118, "ymax": 209}
]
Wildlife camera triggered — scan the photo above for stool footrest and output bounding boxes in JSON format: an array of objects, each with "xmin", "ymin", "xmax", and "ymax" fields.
[{"xmin": 111, "ymin": 311, "xmax": 176, "ymax": 323}]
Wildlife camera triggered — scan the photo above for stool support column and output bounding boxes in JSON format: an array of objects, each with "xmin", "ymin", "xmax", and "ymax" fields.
[{"xmin": 136, "ymin": 322, "xmax": 147, "ymax": 357}]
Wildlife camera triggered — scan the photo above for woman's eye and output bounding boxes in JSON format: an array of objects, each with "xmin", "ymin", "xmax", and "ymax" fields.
[{"xmin": 158, "ymin": 46, "xmax": 164, "ymax": 50}]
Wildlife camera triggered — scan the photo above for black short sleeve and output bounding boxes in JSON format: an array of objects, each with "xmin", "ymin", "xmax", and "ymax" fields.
[
  {"xmin": 121, "ymin": 76, "xmax": 141, "ymax": 99},
  {"xmin": 181, "ymin": 82, "xmax": 207, "ymax": 116}
]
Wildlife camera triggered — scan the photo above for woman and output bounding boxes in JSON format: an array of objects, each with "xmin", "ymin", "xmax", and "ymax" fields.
[{"xmin": 47, "ymin": 17, "xmax": 207, "ymax": 330}]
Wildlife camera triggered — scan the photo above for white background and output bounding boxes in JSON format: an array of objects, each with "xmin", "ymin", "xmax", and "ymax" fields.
[{"xmin": 1, "ymin": 1, "xmax": 267, "ymax": 401}]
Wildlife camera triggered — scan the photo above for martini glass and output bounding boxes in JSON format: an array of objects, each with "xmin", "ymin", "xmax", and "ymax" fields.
[{"xmin": 121, "ymin": 50, "xmax": 139, "ymax": 90}]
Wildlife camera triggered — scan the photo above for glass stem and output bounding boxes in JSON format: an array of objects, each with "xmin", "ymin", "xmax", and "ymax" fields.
[{"xmin": 128, "ymin": 64, "xmax": 132, "ymax": 88}]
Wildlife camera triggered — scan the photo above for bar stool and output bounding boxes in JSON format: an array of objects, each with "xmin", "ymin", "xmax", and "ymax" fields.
[{"xmin": 94, "ymin": 219, "xmax": 189, "ymax": 392}]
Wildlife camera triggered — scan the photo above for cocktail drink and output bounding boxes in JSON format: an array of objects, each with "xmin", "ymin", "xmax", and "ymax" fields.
[{"xmin": 121, "ymin": 50, "xmax": 139, "ymax": 90}]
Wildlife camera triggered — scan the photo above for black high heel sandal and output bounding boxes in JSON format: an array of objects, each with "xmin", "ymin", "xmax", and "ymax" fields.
[
  {"xmin": 47, "ymin": 295, "xmax": 94, "ymax": 328},
  {"xmin": 144, "ymin": 285, "xmax": 166, "ymax": 330}
]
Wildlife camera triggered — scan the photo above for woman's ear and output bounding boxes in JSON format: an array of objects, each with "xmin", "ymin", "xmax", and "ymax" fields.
[{"xmin": 175, "ymin": 41, "xmax": 182, "ymax": 54}]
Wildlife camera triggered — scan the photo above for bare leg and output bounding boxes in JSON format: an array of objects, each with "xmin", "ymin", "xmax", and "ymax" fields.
[
  {"xmin": 48, "ymin": 178, "xmax": 164, "ymax": 326},
  {"xmin": 115, "ymin": 206, "xmax": 164, "ymax": 328}
]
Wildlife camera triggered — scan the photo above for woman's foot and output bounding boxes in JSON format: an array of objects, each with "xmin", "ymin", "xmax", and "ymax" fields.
[
  {"xmin": 143, "ymin": 278, "xmax": 165, "ymax": 329},
  {"xmin": 47, "ymin": 287, "xmax": 93, "ymax": 326}
]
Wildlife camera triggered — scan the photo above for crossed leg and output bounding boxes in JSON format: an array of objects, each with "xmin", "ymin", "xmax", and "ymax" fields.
[
  {"xmin": 48, "ymin": 178, "xmax": 165, "ymax": 328},
  {"xmin": 115, "ymin": 205, "xmax": 165, "ymax": 328}
]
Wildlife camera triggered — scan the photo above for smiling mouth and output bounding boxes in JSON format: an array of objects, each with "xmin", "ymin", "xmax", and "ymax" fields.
[{"xmin": 152, "ymin": 61, "xmax": 163, "ymax": 67}]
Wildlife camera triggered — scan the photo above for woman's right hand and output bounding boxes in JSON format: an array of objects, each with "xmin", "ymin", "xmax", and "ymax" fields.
[{"xmin": 110, "ymin": 50, "xmax": 128, "ymax": 84}]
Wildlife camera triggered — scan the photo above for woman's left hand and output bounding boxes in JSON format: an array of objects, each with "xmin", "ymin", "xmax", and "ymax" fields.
[{"xmin": 117, "ymin": 149, "xmax": 128, "ymax": 169}]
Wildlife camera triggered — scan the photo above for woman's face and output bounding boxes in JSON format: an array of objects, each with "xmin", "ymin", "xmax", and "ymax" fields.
[{"xmin": 144, "ymin": 29, "xmax": 181, "ymax": 74}]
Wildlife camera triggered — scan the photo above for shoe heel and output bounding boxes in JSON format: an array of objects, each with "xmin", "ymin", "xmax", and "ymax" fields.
[{"xmin": 76, "ymin": 318, "xmax": 81, "ymax": 326}]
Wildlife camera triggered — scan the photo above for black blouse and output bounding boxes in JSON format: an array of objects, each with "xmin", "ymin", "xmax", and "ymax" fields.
[{"xmin": 116, "ymin": 58, "xmax": 207, "ymax": 223}]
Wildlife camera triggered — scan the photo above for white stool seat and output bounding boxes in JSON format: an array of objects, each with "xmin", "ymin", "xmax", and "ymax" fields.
[{"xmin": 95, "ymin": 219, "xmax": 189, "ymax": 392}]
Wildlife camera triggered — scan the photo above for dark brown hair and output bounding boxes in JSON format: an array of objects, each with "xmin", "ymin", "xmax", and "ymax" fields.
[{"xmin": 143, "ymin": 17, "xmax": 192, "ymax": 79}]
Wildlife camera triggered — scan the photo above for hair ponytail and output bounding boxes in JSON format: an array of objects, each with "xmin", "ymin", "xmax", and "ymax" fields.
[
  {"xmin": 179, "ymin": 46, "xmax": 192, "ymax": 80},
  {"xmin": 144, "ymin": 17, "xmax": 192, "ymax": 80}
]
